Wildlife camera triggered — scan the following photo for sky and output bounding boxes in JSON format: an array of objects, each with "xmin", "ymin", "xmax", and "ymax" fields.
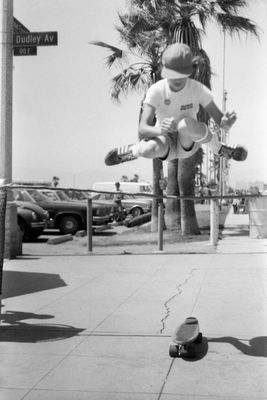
[{"xmin": 12, "ymin": 0, "xmax": 267, "ymax": 189}]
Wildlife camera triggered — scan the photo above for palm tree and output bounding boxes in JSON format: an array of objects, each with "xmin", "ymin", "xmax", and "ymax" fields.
[
  {"xmin": 161, "ymin": 0, "xmax": 258, "ymax": 235},
  {"xmin": 90, "ymin": 0, "xmax": 258, "ymax": 234}
]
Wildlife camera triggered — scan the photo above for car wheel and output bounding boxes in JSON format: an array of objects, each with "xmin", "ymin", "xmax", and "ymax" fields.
[
  {"xmin": 17, "ymin": 219, "xmax": 29, "ymax": 240},
  {"xmin": 59, "ymin": 215, "xmax": 80, "ymax": 235},
  {"xmin": 131, "ymin": 207, "xmax": 143, "ymax": 218},
  {"xmin": 28, "ymin": 230, "xmax": 43, "ymax": 241}
]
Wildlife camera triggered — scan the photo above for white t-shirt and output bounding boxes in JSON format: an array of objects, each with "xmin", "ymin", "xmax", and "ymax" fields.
[{"xmin": 143, "ymin": 78, "xmax": 213, "ymax": 126}]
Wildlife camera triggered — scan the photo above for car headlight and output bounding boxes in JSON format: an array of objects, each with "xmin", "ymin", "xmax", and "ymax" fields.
[
  {"xmin": 43, "ymin": 210, "xmax": 49, "ymax": 219},
  {"xmin": 31, "ymin": 211, "xmax": 37, "ymax": 221}
]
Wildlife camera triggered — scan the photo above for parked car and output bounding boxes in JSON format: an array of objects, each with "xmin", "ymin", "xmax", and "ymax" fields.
[
  {"xmin": 37, "ymin": 188, "xmax": 119, "ymax": 223},
  {"xmin": 60, "ymin": 189, "xmax": 90, "ymax": 202},
  {"xmin": 92, "ymin": 181, "xmax": 153, "ymax": 194},
  {"xmin": 92, "ymin": 192, "xmax": 152, "ymax": 218},
  {"xmin": 15, "ymin": 200, "xmax": 49, "ymax": 240},
  {"xmin": 12, "ymin": 188, "xmax": 113, "ymax": 235}
]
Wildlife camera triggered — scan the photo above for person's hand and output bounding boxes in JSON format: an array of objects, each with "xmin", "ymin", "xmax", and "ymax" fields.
[
  {"xmin": 160, "ymin": 117, "xmax": 177, "ymax": 135},
  {"xmin": 220, "ymin": 111, "xmax": 237, "ymax": 131}
]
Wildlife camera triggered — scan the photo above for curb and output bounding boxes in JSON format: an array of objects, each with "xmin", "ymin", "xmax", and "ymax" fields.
[
  {"xmin": 75, "ymin": 230, "xmax": 87, "ymax": 237},
  {"xmin": 47, "ymin": 234, "xmax": 73, "ymax": 245}
]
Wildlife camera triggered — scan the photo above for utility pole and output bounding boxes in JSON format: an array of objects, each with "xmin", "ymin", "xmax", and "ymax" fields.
[
  {"xmin": 0, "ymin": 0, "xmax": 22, "ymax": 258},
  {"xmin": 0, "ymin": 0, "xmax": 13, "ymax": 188}
]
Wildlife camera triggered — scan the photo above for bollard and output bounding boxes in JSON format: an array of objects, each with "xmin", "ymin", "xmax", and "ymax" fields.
[
  {"xmin": 87, "ymin": 198, "xmax": 93, "ymax": 252},
  {"xmin": 210, "ymin": 198, "xmax": 219, "ymax": 246},
  {"xmin": 158, "ymin": 202, "xmax": 164, "ymax": 251}
]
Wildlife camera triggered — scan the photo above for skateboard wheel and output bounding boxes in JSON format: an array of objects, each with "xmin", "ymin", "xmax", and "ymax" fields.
[
  {"xmin": 185, "ymin": 347, "xmax": 196, "ymax": 359},
  {"xmin": 169, "ymin": 345, "xmax": 179, "ymax": 357},
  {"xmin": 179, "ymin": 348, "xmax": 189, "ymax": 357},
  {"xmin": 195, "ymin": 332, "xmax": 203, "ymax": 344}
]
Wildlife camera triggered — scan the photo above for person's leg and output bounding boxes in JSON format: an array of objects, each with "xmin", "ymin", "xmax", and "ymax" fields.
[
  {"xmin": 177, "ymin": 117, "xmax": 247, "ymax": 161},
  {"xmin": 105, "ymin": 137, "xmax": 169, "ymax": 166},
  {"xmin": 134, "ymin": 137, "xmax": 169, "ymax": 159},
  {"xmin": 177, "ymin": 117, "xmax": 210, "ymax": 148}
]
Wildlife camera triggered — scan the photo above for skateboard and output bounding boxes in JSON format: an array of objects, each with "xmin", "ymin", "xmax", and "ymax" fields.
[{"xmin": 169, "ymin": 317, "xmax": 202, "ymax": 358}]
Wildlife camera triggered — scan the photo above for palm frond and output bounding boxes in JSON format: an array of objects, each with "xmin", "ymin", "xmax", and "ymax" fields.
[
  {"xmin": 216, "ymin": 0, "xmax": 248, "ymax": 14},
  {"xmin": 192, "ymin": 49, "xmax": 212, "ymax": 89},
  {"xmin": 216, "ymin": 13, "xmax": 259, "ymax": 37},
  {"xmin": 89, "ymin": 40, "xmax": 123, "ymax": 54},
  {"xmin": 89, "ymin": 40, "xmax": 126, "ymax": 68},
  {"xmin": 172, "ymin": 19, "xmax": 202, "ymax": 53},
  {"xmin": 110, "ymin": 65, "xmax": 153, "ymax": 102}
]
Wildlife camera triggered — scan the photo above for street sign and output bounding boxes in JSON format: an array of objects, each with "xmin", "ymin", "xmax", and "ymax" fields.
[
  {"xmin": 13, "ymin": 46, "xmax": 37, "ymax": 56},
  {"xmin": 13, "ymin": 17, "xmax": 37, "ymax": 56},
  {"xmin": 13, "ymin": 17, "xmax": 30, "ymax": 33},
  {"xmin": 13, "ymin": 31, "xmax": 58, "ymax": 47}
]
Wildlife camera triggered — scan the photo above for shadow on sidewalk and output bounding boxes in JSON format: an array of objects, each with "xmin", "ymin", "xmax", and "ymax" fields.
[
  {"xmin": 2, "ymin": 270, "xmax": 67, "ymax": 299},
  {"xmin": 182, "ymin": 335, "xmax": 267, "ymax": 362},
  {"xmin": 0, "ymin": 310, "xmax": 84, "ymax": 342},
  {"xmin": 209, "ymin": 336, "xmax": 267, "ymax": 357}
]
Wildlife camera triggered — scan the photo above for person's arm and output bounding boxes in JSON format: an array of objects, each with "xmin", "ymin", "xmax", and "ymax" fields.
[
  {"xmin": 138, "ymin": 103, "xmax": 177, "ymax": 140},
  {"xmin": 204, "ymin": 100, "xmax": 237, "ymax": 131}
]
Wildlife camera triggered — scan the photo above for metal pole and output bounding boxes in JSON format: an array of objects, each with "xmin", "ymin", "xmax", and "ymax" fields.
[
  {"xmin": 220, "ymin": 30, "xmax": 228, "ymax": 197},
  {"xmin": 210, "ymin": 198, "xmax": 219, "ymax": 246},
  {"xmin": 87, "ymin": 198, "xmax": 93, "ymax": 252},
  {"xmin": 0, "ymin": 1, "xmax": 20, "ymax": 259},
  {"xmin": 0, "ymin": 0, "xmax": 13, "ymax": 195},
  {"xmin": 158, "ymin": 202, "xmax": 164, "ymax": 251}
]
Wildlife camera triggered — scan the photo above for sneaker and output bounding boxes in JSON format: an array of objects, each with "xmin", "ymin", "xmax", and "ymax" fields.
[
  {"xmin": 218, "ymin": 144, "xmax": 248, "ymax": 161},
  {"xmin": 105, "ymin": 145, "xmax": 137, "ymax": 166}
]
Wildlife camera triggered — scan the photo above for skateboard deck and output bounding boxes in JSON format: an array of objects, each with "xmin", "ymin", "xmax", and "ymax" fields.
[{"xmin": 169, "ymin": 317, "xmax": 202, "ymax": 358}]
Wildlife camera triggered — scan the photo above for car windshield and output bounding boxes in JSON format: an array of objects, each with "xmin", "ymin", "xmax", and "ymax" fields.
[
  {"xmin": 40, "ymin": 191, "xmax": 60, "ymax": 201},
  {"xmin": 27, "ymin": 189, "xmax": 48, "ymax": 202},
  {"xmin": 64, "ymin": 190, "xmax": 88, "ymax": 201},
  {"xmin": 92, "ymin": 193, "xmax": 114, "ymax": 201},
  {"xmin": 92, "ymin": 193, "xmax": 147, "ymax": 201},
  {"xmin": 13, "ymin": 189, "xmax": 37, "ymax": 203},
  {"xmin": 56, "ymin": 191, "xmax": 71, "ymax": 201}
]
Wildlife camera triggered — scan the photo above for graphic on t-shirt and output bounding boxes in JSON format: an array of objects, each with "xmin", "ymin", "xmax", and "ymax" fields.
[{"xmin": 180, "ymin": 103, "xmax": 193, "ymax": 111}]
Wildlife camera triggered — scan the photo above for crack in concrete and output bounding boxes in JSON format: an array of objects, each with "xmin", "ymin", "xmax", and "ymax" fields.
[{"xmin": 159, "ymin": 269, "xmax": 195, "ymax": 334}]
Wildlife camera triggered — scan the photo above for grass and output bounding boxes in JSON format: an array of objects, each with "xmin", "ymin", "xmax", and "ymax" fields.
[{"xmin": 92, "ymin": 204, "xmax": 230, "ymax": 247}]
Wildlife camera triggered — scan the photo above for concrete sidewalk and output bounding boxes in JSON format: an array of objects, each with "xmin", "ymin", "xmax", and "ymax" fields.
[{"xmin": 0, "ymin": 210, "xmax": 267, "ymax": 400}]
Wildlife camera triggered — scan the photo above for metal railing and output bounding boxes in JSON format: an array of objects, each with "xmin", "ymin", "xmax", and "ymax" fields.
[{"xmin": 1, "ymin": 184, "xmax": 262, "ymax": 254}]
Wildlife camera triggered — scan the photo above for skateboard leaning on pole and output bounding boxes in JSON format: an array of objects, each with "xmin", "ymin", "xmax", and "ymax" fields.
[{"xmin": 169, "ymin": 317, "xmax": 202, "ymax": 358}]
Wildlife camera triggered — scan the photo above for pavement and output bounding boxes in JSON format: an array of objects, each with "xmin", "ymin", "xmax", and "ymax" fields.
[{"xmin": 0, "ymin": 209, "xmax": 267, "ymax": 400}]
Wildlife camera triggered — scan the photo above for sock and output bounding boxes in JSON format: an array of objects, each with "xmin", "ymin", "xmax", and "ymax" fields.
[
  {"xmin": 130, "ymin": 144, "xmax": 139, "ymax": 158},
  {"xmin": 193, "ymin": 124, "xmax": 210, "ymax": 144}
]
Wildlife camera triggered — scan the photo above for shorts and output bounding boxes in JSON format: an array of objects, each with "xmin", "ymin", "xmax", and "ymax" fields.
[{"xmin": 160, "ymin": 132, "xmax": 200, "ymax": 161}]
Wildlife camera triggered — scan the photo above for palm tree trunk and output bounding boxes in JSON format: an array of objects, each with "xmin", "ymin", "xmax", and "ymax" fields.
[
  {"xmin": 178, "ymin": 152, "xmax": 201, "ymax": 235},
  {"xmin": 165, "ymin": 159, "xmax": 180, "ymax": 230},
  {"xmin": 151, "ymin": 158, "xmax": 165, "ymax": 232}
]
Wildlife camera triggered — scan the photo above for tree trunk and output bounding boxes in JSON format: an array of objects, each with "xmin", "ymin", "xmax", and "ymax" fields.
[
  {"xmin": 151, "ymin": 158, "xmax": 165, "ymax": 232},
  {"xmin": 178, "ymin": 151, "xmax": 201, "ymax": 235},
  {"xmin": 165, "ymin": 159, "xmax": 180, "ymax": 230}
]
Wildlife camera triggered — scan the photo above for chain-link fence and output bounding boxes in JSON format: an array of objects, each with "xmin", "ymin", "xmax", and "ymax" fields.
[{"xmin": 0, "ymin": 186, "xmax": 7, "ymax": 295}]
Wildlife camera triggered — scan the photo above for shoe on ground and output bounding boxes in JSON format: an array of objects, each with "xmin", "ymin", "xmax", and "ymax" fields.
[
  {"xmin": 218, "ymin": 144, "xmax": 248, "ymax": 161},
  {"xmin": 105, "ymin": 145, "xmax": 137, "ymax": 166}
]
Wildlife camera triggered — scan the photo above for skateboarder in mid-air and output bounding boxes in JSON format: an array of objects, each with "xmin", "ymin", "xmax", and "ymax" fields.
[{"xmin": 105, "ymin": 43, "xmax": 247, "ymax": 166}]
